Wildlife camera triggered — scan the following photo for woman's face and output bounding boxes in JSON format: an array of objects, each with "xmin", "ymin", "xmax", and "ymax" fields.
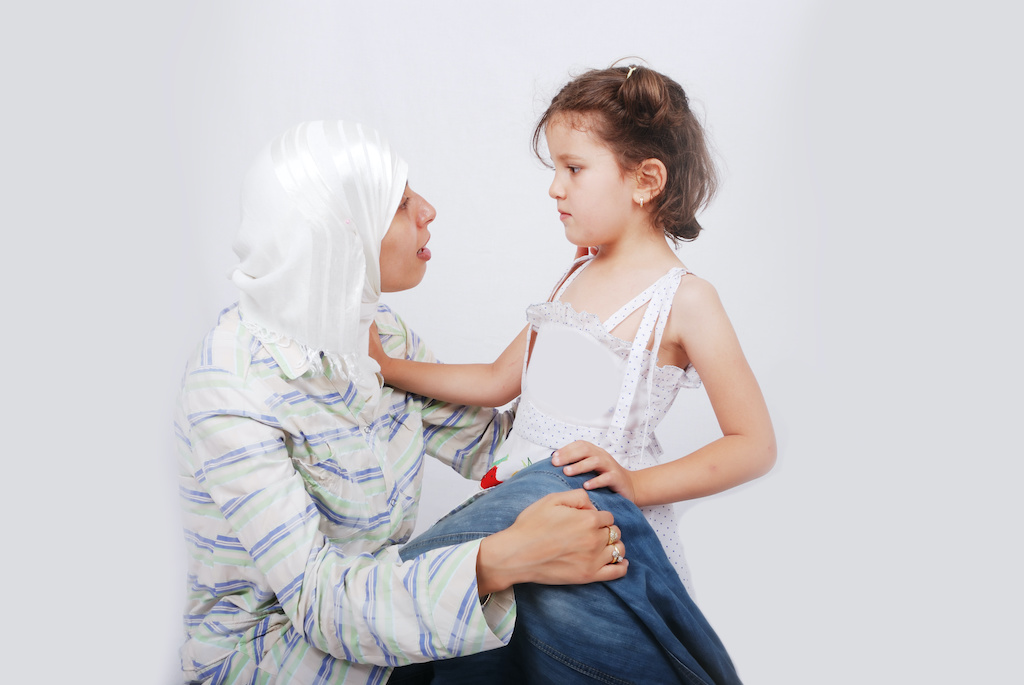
[{"xmin": 380, "ymin": 185, "xmax": 436, "ymax": 292}]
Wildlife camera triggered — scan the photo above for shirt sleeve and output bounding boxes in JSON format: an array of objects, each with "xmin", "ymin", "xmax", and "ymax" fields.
[
  {"xmin": 180, "ymin": 368, "xmax": 513, "ymax": 666},
  {"xmin": 375, "ymin": 305, "xmax": 515, "ymax": 480}
]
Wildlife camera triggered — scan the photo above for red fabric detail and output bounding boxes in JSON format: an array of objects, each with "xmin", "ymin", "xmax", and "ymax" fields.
[{"xmin": 480, "ymin": 466, "xmax": 502, "ymax": 489}]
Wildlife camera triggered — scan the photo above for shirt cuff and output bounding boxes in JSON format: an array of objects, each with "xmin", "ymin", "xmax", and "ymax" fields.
[
  {"xmin": 479, "ymin": 587, "xmax": 516, "ymax": 643},
  {"xmin": 459, "ymin": 539, "xmax": 516, "ymax": 647}
]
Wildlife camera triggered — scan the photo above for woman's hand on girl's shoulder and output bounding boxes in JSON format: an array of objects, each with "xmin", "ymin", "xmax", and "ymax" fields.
[{"xmin": 368, "ymin": 322, "xmax": 390, "ymax": 372}]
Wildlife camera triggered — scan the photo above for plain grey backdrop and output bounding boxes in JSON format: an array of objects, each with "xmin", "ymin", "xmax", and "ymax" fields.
[{"xmin": 3, "ymin": 1, "xmax": 1020, "ymax": 682}]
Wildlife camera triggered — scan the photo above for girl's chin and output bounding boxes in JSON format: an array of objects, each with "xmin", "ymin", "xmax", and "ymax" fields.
[{"xmin": 565, "ymin": 234, "xmax": 595, "ymax": 250}]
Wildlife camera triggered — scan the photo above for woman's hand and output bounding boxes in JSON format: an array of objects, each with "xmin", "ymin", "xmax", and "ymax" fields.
[
  {"xmin": 367, "ymin": 322, "xmax": 390, "ymax": 373},
  {"xmin": 476, "ymin": 490, "xmax": 627, "ymax": 594},
  {"xmin": 552, "ymin": 440, "xmax": 636, "ymax": 503}
]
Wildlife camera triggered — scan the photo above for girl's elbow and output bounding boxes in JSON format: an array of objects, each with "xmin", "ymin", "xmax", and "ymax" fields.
[
  {"xmin": 737, "ymin": 430, "xmax": 776, "ymax": 480},
  {"xmin": 757, "ymin": 434, "xmax": 778, "ymax": 477},
  {"xmin": 494, "ymin": 378, "xmax": 522, "ymax": 407},
  {"xmin": 493, "ymin": 389, "xmax": 521, "ymax": 408}
]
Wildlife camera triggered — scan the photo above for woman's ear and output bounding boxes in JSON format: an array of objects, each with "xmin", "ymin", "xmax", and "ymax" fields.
[{"xmin": 634, "ymin": 158, "xmax": 667, "ymax": 204}]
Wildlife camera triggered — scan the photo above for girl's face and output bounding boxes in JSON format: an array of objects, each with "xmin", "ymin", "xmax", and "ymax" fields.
[
  {"xmin": 380, "ymin": 185, "xmax": 436, "ymax": 292},
  {"xmin": 545, "ymin": 114, "xmax": 638, "ymax": 249}
]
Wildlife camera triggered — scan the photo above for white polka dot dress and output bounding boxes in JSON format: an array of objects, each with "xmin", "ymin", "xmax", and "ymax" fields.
[{"xmin": 494, "ymin": 257, "xmax": 702, "ymax": 596}]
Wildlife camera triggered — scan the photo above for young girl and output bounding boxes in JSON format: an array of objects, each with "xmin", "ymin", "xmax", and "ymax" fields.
[{"xmin": 372, "ymin": 64, "xmax": 776, "ymax": 592}]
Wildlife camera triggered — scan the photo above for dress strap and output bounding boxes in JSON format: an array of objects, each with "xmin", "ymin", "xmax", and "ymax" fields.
[
  {"xmin": 549, "ymin": 255, "xmax": 594, "ymax": 302},
  {"xmin": 602, "ymin": 268, "xmax": 687, "ymax": 333},
  {"xmin": 603, "ymin": 269, "xmax": 686, "ymax": 465},
  {"xmin": 525, "ymin": 256, "xmax": 595, "ymax": 380}
]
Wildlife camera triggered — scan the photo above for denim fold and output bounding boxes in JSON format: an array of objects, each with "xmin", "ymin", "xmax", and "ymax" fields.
[{"xmin": 395, "ymin": 460, "xmax": 741, "ymax": 685}]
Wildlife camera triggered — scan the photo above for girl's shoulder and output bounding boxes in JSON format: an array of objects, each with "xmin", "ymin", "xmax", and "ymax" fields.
[
  {"xmin": 661, "ymin": 274, "xmax": 731, "ymax": 359},
  {"xmin": 671, "ymin": 273, "xmax": 727, "ymax": 323}
]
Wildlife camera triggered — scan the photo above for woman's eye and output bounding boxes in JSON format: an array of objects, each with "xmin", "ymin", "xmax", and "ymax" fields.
[
  {"xmin": 400, "ymin": 197, "xmax": 410, "ymax": 210},
  {"xmin": 568, "ymin": 166, "xmax": 581, "ymax": 174}
]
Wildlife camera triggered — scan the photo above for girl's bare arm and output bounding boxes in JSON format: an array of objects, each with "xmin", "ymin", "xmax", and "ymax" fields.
[
  {"xmin": 370, "ymin": 324, "xmax": 530, "ymax": 408},
  {"xmin": 631, "ymin": 276, "xmax": 776, "ymax": 507}
]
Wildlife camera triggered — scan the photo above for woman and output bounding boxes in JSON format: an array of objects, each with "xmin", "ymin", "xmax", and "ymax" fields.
[{"xmin": 176, "ymin": 120, "xmax": 737, "ymax": 684}]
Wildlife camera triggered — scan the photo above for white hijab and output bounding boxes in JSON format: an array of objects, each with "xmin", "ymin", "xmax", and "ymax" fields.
[{"xmin": 231, "ymin": 120, "xmax": 408, "ymax": 391}]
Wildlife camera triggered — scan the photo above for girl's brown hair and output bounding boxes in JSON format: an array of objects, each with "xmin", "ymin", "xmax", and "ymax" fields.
[{"xmin": 532, "ymin": 63, "xmax": 717, "ymax": 243}]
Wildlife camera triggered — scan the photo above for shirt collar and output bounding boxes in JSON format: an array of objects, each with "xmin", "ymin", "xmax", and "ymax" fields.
[{"xmin": 260, "ymin": 336, "xmax": 314, "ymax": 380}]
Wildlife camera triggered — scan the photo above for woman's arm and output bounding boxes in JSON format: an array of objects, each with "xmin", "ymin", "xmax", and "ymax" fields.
[
  {"xmin": 181, "ymin": 369, "xmax": 622, "ymax": 667},
  {"xmin": 181, "ymin": 385, "xmax": 511, "ymax": 664},
  {"xmin": 370, "ymin": 323, "xmax": 530, "ymax": 408}
]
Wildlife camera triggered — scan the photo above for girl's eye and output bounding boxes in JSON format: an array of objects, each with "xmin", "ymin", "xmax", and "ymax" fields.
[
  {"xmin": 568, "ymin": 166, "xmax": 581, "ymax": 174},
  {"xmin": 399, "ymin": 197, "xmax": 410, "ymax": 210}
]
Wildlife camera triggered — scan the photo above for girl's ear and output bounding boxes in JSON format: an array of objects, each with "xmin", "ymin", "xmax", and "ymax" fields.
[{"xmin": 634, "ymin": 158, "xmax": 667, "ymax": 205}]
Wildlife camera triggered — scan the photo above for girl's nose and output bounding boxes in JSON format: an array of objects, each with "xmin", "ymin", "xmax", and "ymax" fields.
[{"xmin": 548, "ymin": 175, "xmax": 564, "ymax": 200}]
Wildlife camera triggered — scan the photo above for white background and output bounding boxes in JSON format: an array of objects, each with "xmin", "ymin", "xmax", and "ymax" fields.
[{"xmin": 3, "ymin": 1, "xmax": 1021, "ymax": 682}]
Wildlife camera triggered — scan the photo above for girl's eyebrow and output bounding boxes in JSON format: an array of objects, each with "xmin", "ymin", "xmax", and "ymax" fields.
[{"xmin": 552, "ymin": 152, "xmax": 582, "ymax": 163}]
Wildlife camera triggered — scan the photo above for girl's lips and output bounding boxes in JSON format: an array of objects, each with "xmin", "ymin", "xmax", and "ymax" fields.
[
  {"xmin": 559, "ymin": 212, "xmax": 571, "ymax": 221},
  {"xmin": 417, "ymin": 246, "xmax": 431, "ymax": 260}
]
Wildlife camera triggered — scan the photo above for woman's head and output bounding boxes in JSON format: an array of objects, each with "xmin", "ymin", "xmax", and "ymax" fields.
[
  {"xmin": 231, "ymin": 120, "xmax": 408, "ymax": 359},
  {"xmin": 380, "ymin": 185, "xmax": 436, "ymax": 293},
  {"xmin": 533, "ymin": 63, "xmax": 717, "ymax": 243}
]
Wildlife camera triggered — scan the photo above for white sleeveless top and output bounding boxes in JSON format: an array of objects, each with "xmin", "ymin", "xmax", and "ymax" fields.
[{"xmin": 499, "ymin": 256, "xmax": 702, "ymax": 593}]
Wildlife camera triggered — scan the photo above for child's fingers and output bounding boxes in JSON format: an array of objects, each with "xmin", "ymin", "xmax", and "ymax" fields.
[
  {"xmin": 582, "ymin": 472, "xmax": 636, "ymax": 503},
  {"xmin": 551, "ymin": 440, "xmax": 608, "ymax": 466},
  {"xmin": 561, "ymin": 456, "xmax": 607, "ymax": 476},
  {"xmin": 582, "ymin": 472, "xmax": 621, "ymax": 491},
  {"xmin": 550, "ymin": 447, "xmax": 581, "ymax": 466}
]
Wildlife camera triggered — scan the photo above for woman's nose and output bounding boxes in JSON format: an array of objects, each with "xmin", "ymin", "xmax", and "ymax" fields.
[{"xmin": 418, "ymin": 199, "xmax": 436, "ymax": 227}]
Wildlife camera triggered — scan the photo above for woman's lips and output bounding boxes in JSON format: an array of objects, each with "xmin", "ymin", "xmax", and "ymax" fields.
[{"xmin": 417, "ymin": 246, "xmax": 431, "ymax": 260}]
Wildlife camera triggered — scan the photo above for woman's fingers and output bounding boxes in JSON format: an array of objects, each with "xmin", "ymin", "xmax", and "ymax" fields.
[{"xmin": 608, "ymin": 541, "xmax": 625, "ymax": 565}]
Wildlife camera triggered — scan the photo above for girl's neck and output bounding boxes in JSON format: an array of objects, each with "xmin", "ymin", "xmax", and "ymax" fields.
[{"xmin": 588, "ymin": 225, "xmax": 680, "ymax": 272}]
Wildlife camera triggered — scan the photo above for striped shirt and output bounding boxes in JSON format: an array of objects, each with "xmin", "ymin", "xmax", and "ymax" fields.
[{"xmin": 175, "ymin": 303, "xmax": 515, "ymax": 684}]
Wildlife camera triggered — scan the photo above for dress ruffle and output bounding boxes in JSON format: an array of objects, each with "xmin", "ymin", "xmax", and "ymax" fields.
[{"xmin": 525, "ymin": 300, "xmax": 702, "ymax": 390}]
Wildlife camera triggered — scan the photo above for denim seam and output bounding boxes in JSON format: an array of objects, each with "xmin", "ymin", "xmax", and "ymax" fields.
[
  {"xmin": 523, "ymin": 633, "xmax": 635, "ymax": 685},
  {"xmin": 519, "ymin": 471, "xmax": 714, "ymax": 685},
  {"xmin": 399, "ymin": 534, "xmax": 490, "ymax": 561},
  {"xmin": 526, "ymin": 627, "xmax": 711, "ymax": 685}
]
